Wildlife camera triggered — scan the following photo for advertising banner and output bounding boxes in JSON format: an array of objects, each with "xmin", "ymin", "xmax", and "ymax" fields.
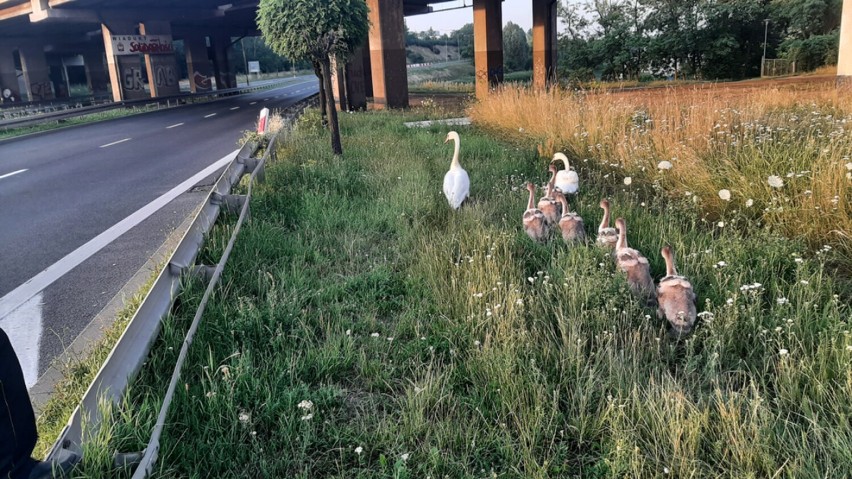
[{"xmin": 111, "ymin": 35, "xmax": 175, "ymax": 56}]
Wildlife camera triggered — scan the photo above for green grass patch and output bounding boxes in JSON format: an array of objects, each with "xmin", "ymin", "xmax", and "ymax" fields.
[
  {"xmin": 70, "ymin": 109, "xmax": 851, "ymax": 478},
  {"xmin": 0, "ymin": 106, "xmax": 160, "ymax": 141}
]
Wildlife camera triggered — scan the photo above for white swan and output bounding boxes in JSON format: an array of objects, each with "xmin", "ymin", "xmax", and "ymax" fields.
[
  {"xmin": 552, "ymin": 153, "xmax": 579, "ymax": 194},
  {"xmin": 657, "ymin": 246, "xmax": 697, "ymax": 335},
  {"xmin": 443, "ymin": 131, "xmax": 470, "ymax": 210}
]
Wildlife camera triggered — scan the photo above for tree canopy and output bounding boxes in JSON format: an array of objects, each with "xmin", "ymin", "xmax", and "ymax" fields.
[
  {"xmin": 257, "ymin": 0, "xmax": 369, "ymax": 155},
  {"xmin": 557, "ymin": 0, "xmax": 843, "ymax": 82}
]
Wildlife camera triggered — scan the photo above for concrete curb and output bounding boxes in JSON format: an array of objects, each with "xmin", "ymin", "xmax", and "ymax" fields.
[{"xmin": 30, "ymin": 200, "xmax": 204, "ymax": 414}]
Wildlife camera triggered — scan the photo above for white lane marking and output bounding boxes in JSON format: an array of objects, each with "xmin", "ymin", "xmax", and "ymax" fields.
[
  {"xmin": 0, "ymin": 150, "xmax": 240, "ymax": 319},
  {"xmin": 166, "ymin": 123, "xmax": 184, "ymax": 129},
  {"xmin": 0, "ymin": 292, "xmax": 43, "ymax": 389},
  {"xmin": 99, "ymin": 138, "xmax": 132, "ymax": 148},
  {"xmin": 250, "ymin": 101, "xmax": 257, "ymax": 105},
  {"xmin": 204, "ymin": 113, "xmax": 217, "ymax": 118},
  {"xmin": 0, "ymin": 168, "xmax": 28, "ymax": 180},
  {"xmin": 230, "ymin": 107, "xmax": 240, "ymax": 110},
  {"xmin": 262, "ymin": 98, "xmax": 269, "ymax": 101}
]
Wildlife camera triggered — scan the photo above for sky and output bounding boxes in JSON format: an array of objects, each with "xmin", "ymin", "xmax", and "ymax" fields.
[{"xmin": 405, "ymin": 0, "xmax": 534, "ymax": 34}]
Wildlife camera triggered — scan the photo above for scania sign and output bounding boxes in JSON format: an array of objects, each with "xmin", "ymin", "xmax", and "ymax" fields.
[{"xmin": 111, "ymin": 35, "xmax": 175, "ymax": 56}]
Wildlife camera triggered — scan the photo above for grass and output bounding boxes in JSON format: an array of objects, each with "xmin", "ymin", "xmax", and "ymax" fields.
[
  {"xmin": 0, "ymin": 106, "xmax": 160, "ymax": 141},
  {"xmin": 469, "ymin": 81, "xmax": 852, "ymax": 260},
  {"xmin": 32, "ymin": 272, "xmax": 158, "ymax": 459},
  {"xmin": 65, "ymin": 107, "xmax": 851, "ymax": 478}
]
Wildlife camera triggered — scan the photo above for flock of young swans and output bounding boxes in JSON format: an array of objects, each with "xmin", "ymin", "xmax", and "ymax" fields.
[{"xmin": 442, "ymin": 131, "xmax": 697, "ymax": 336}]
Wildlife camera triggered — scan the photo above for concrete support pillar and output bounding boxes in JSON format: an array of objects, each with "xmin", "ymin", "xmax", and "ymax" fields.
[
  {"xmin": 139, "ymin": 21, "xmax": 180, "ymax": 97},
  {"xmin": 211, "ymin": 33, "xmax": 236, "ymax": 90},
  {"xmin": 367, "ymin": 0, "xmax": 408, "ymax": 108},
  {"xmin": 82, "ymin": 49, "xmax": 110, "ymax": 96},
  {"xmin": 331, "ymin": 59, "xmax": 348, "ymax": 111},
  {"xmin": 18, "ymin": 44, "xmax": 54, "ymax": 101},
  {"xmin": 362, "ymin": 42, "xmax": 373, "ymax": 98},
  {"xmin": 102, "ymin": 22, "xmax": 146, "ymax": 101},
  {"xmin": 532, "ymin": 0, "xmax": 557, "ymax": 89},
  {"xmin": 839, "ymin": 0, "xmax": 852, "ymax": 86},
  {"xmin": 184, "ymin": 33, "xmax": 214, "ymax": 93},
  {"xmin": 473, "ymin": 0, "xmax": 503, "ymax": 98},
  {"xmin": 331, "ymin": 51, "xmax": 368, "ymax": 111},
  {"xmin": 0, "ymin": 47, "xmax": 22, "ymax": 103},
  {"xmin": 346, "ymin": 47, "xmax": 368, "ymax": 111}
]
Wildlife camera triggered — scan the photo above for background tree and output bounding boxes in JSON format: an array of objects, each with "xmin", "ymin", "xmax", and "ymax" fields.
[
  {"xmin": 258, "ymin": 0, "xmax": 369, "ymax": 155},
  {"xmin": 452, "ymin": 24, "xmax": 475, "ymax": 59},
  {"xmin": 503, "ymin": 22, "xmax": 531, "ymax": 72}
]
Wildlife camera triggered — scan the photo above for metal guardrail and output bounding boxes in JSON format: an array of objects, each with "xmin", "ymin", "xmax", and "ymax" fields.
[
  {"xmin": 45, "ymin": 131, "xmax": 271, "ymax": 464},
  {"xmin": 130, "ymin": 129, "xmax": 283, "ymax": 479},
  {"xmin": 0, "ymin": 78, "xmax": 308, "ymax": 131}
]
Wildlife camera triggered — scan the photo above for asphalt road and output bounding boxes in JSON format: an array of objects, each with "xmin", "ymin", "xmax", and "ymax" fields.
[{"xmin": 0, "ymin": 77, "xmax": 318, "ymax": 386}]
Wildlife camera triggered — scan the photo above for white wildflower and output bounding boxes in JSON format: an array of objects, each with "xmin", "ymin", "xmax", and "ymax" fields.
[
  {"xmin": 301, "ymin": 413, "xmax": 314, "ymax": 421},
  {"xmin": 779, "ymin": 348, "xmax": 789, "ymax": 356},
  {"xmin": 370, "ymin": 332, "xmax": 380, "ymax": 338},
  {"xmin": 767, "ymin": 175, "xmax": 784, "ymax": 188},
  {"xmin": 745, "ymin": 198, "xmax": 754, "ymax": 207},
  {"xmin": 474, "ymin": 340, "xmax": 481, "ymax": 347},
  {"xmin": 401, "ymin": 453, "xmax": 410, "ymax": 461},
  {"xmin": 717, "ymin": 221, "xmax": 725, "ymax": 228},
  {"xmin": 239, "ymin": 411, "xmax": 251, "ymax": 424},
  {"xmin": 657, "ymin": 160, "xmax": 673, "ymax": 170},
  {"xmin": 623, "ymin": 177, "xmax": 632, "ymax": 185},
  {"xmin": 846, "ymin": 162, "xmax": 852, "ymax": 171},
  {"xmin": 355, "ymin": 446, "xmax": 363, "ymax": 455},
  {"xmin": 776, "ymin": 297, "xmax": 789, "ymax": 305},
  {"xmin": 718, "ymin": 189, "xmax": 731, "ymax": 201},
  {"xmin": 297, "ymin": 400, "xmax": 314, "ymax": 411},
  {"xmin": 527, "ymin": 277, "xmax": 535, "ymax": 284},
  {"xmin": 345, "ymin": 329, "xmax": 351, "ymax": 336},
  {"xmin": 794, "ymin": 257, "xmax": 804, "ymax": 263}
]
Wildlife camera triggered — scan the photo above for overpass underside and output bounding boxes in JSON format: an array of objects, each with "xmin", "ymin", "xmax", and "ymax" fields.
[{"xmin": 2, "ymin": 0, "xmax": 849, "ymax": 107}]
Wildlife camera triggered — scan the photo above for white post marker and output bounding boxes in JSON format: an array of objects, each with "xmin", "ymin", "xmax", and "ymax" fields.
[{"xmin": 257, "ymin": 107, "xmax": 269, "ymax": 134}]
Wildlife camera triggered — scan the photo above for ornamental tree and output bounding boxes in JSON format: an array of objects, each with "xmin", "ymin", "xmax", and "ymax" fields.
[{"xmin": 258, "ymin": 0, "xmax": 369, "ymax": 155}]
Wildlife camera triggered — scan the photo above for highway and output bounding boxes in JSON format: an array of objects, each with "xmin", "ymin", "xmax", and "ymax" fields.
[{"xmin": 0, "ymin": 77, "xmax": 319, "ymax": 390}]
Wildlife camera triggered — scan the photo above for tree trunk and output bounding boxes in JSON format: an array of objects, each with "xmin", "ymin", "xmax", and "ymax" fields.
[
  {"xmin": 320, "ymin": 58, "xmax": 343, "ymax": 155},
  {"xmin": 313, "ymin": 61, "xmax": 328, "ymax": 128}
]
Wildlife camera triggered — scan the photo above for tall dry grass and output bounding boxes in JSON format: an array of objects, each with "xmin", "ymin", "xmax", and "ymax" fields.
[{"xmin": 469, "ymin": 80, "xmax": 851, "ymax": 254}]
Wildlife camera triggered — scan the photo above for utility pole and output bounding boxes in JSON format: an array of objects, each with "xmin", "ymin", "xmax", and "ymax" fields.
[
  {"xmin": 241, "ymin": 37, "xmax": 250, "ymax": 86},
  {"xmin": 761, "ymin": 18, "xmax": 769, "ymax": 77}
]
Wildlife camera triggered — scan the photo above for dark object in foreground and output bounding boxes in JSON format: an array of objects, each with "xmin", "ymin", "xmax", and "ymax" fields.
[{"xmin": 0, "ymin": 328, "xmax": 80, "ymax": 479}]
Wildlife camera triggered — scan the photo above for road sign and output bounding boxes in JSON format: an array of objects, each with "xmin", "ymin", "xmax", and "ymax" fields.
[{"xmin": 248, "ymin": 61, "xmax": 260, "ymax": 73}]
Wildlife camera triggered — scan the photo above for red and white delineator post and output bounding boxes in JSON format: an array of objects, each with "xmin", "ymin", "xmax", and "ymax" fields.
[{"xmin": 257, "ymin": 107, "xmax": 269, "ymax": 134}]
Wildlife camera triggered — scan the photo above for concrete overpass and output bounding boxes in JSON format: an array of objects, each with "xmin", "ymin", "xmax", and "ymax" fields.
[
  {"xmin": 0, "ymin": 0, "xmax": 568, "ymax": 109},
  {"xmin": 3, "ymin": 0, "xmax": 845, "ymax": 109}
]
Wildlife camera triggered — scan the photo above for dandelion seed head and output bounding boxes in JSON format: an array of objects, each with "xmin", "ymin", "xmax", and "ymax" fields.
[
  {"xmin": 623, "ymin": 177, "xmax": 632, "ymax": 185},
  {"xmin": 718, "ymin": 189, "xmax": 731, "ymax": 201},
  {"xmin": 657, "ymin": 160, "xmax": 673, "ymax": 170}
]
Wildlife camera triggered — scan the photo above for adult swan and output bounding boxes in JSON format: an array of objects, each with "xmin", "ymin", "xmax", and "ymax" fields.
[{"xmin": 443, "ymin": 131, "xmax": 470, "ymax": 210}]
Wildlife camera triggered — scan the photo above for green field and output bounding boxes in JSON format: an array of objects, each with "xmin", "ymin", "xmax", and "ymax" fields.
[{"xmin": 67, "ymin": 107, "xmax": 850, "ymax": 478}]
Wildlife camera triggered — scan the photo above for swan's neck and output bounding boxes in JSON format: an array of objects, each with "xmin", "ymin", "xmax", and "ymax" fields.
[
  {"xmin": 616, "ymin": 224, "xmax": 628, "ymax": 249},
  {"xmin": 450, "ymin": 137, "xmax": 461, "ymax": 169},
  {"xmin": 527, "ymin": 188, "xmax": 536, "ymax": 210},
  {"xmin": 546, "ymin": 169, "xmax": 556, "ymax": 197},
  {"xmin": 664, "ymin": 251, "xmax": 677, "ymax": 276},
  {"xmin": 599, "ymin": 206, "xmax": 610, "ymax": 231},
  {"xmin": 558, "ymin": 194, "xmax": 568, "ymax": 214}
]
